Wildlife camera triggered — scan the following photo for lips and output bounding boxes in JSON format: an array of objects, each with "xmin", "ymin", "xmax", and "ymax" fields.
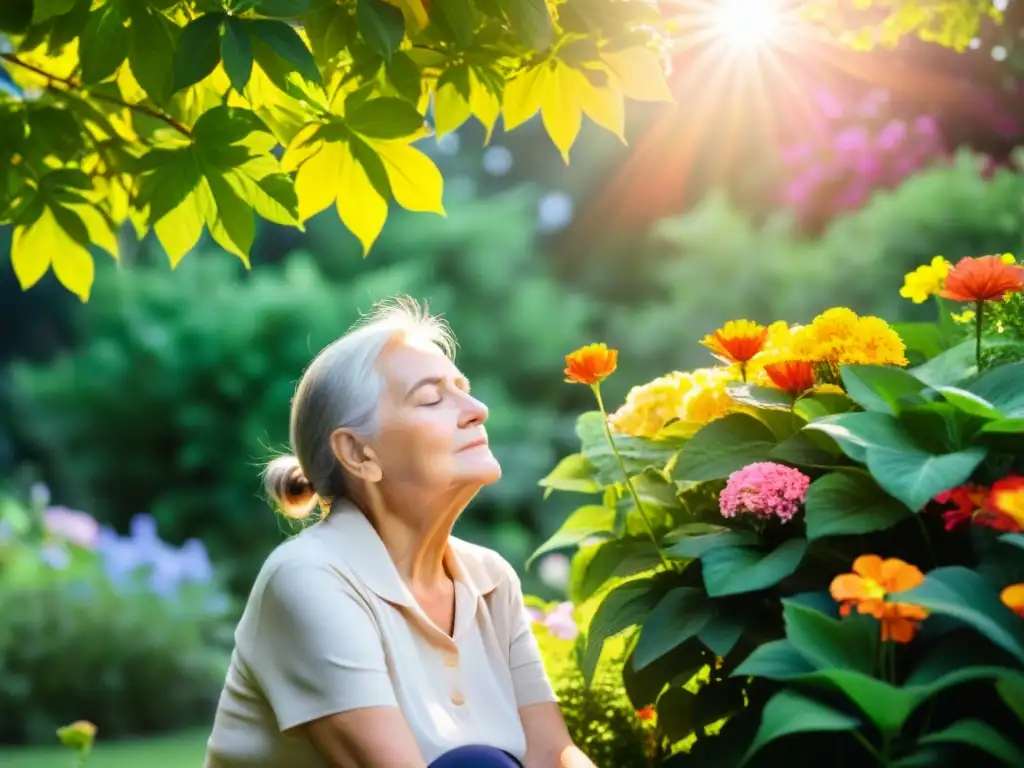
[{"xmin": 459, "ymin": 439, "xmax": 488, "ymax": 452}]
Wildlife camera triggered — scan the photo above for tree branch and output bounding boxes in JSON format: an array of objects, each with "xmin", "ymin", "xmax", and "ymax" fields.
[{"xmin": 0, "ymin": 53, "xmax": 192, "ymax": 137}]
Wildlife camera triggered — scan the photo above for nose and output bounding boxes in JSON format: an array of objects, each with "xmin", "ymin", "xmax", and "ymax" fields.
[{"xmin": 458, "ymin": 393, "xmax": 488, "ymax": 429}]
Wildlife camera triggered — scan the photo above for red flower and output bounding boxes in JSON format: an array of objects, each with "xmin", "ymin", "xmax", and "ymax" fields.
[
  {"xmin": 763, "ymin": 360, "xmax": 816, "ymax": 395},
  {"xmin": 939, "ymin": 255, "xmax": 1024, "ymax": 303},
  {"xmin": 636, "ymin": 706, "xmax": 656, "ymax": 721}
]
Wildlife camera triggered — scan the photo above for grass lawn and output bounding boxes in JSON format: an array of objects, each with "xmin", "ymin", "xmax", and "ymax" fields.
[{"xmin": 0, "ymin": 728, "xmax": 209, "ymax": 767}]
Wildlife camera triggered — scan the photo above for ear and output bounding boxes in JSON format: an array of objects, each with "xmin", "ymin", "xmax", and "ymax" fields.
[{"xmin": 330, "ymin": 428, "xmax": 383, "ymax": 484}]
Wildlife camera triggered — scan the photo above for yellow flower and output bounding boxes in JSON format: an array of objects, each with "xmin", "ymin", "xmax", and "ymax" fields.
[
  {"xmin": 951, "ymin": 309, "xmax": 976, "ymax": 325},
  {"xmin": 57, "ymin": 721, "xmax": 97, "ymax": 753},
  {"xmin": 609, "ymin": 367, "xmax": 740, "ymax": 437},
  {"xmin": 786, "ymin": 308, "xmax": 908, "ymax": 367},
  {"xmin": 1002, "ymin": 253, "xmax": 1017, "ymax": 264},
  {"xmin": 678, "ymin": 367, "xmax": 739, "ymax": 425},
  {"xmin": 900, "ymin": 256, "xmax": 951, "ymax": 304}
]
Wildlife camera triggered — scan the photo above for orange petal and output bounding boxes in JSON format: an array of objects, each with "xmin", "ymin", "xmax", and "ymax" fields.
[
  {"xmin": 881, "ymin": 558, "xmax": 925, "ymax": 593},
  {"xmin": 1001, "ymin": 584, "xmax": 1024, "ymax": 617},
  {"xmin": 852, "ymin": 554, "xmax": 885, "ymax": 581},
  {"xmin": 830, "ymin": 573, "xmax": 870, "ymax": 602}
]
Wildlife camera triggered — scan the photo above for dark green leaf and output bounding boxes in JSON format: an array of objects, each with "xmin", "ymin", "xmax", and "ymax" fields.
[
  {"xmin": 867, "ymin": 445, "xmax": 987, "ymax": 512},
  {"xmin": 769, "ymin": 431, "xmax": 843, "ymax": 467},
  {"xmin": 172, "ymin": 13, "xmax": 225, "ymax": 92},
  {"xmin": 32, "ymin": 0, "xmax": 77, "ymax": 25},
  {"xmin": 996, "ymin": 676, "xmax": 1024, "ymax": 722},
  {"xmin": 221, "ymin": 17, "xmax": 254, "ymax": 93},
  {"xmin": 356, "ymin": 0, "xmax": 404, "ymax": 62},
  {"xmin": 740, "ymin": 689, "xmax": 860, "ymax": 766},
  {"xmin": 918, "ymin": 719, "xmax": 1023, "ymax": 764},
  {"xmin": 634, "ymin": 587, "xmax": 713, "ymax": 669},
  {"xmin": 346, "ymin": 97, "xmax": 425, "ymax": 138},
  {"xmin": 911, "ymin": 339, "xmax": 976, "ymax": 388},
  {"xmin": 732, "ymin": 639, "xmax": 816, "ymax": 680},
  {"xmin": 894, "ymin": 321, "xmax": 952, "ymax": 362},
  {"xmin": 571, "ymin": 537, "xmax": 663, "ymax": 603},
  {"xmin": 0, "ymin": 0, "xmax": 33, "ymax": 34},
  {"xmin": 967, "ymin": 362, "xmax": 1024, "ymax": 418},
  {"xmin": 204, "ymin": 170, "xmax": 256, "ymax": 261},
  {"xmin": 692, "ymin": 677, "xmax": 747, "ymax": 732},
  {"xmin": 577, "ymin": 411, "xmax": 685, "ymax": 483},
  {"xmin": 128, "ymin": 5, "xmax": 178, "ymax": 104},
  {"xmin": 793, "ymin": 392, "xmax": 858, "ymax": 422},
  {"xmin": 936, "ymin": 386, "xmax": 1004, "ymax": 420},
  {"xmin": 804, "ymin": 472, "xmax": 910, "ymax": 541},
  {"xmin": 49, "ymin": 203, "xmax": 90, "ymax": 247},
  {"xmin": 726, "ymin": 382, "xmax": 795, "ymax": 411},
  {"xmin": 192, "ymin": 106, "xmax": 270, "ymax": 147},
  {"xmin": 796, "ymin": 669, "xmax": 912, "ymax": 734},
  {"xmin": 386, "ymin": 52, "xmax": 422, "ymax": 103},
  {"xmin": 79, "ymin": 5, "xmax": 129, "ymax": 85},
  {"xmin": 1000, "ymin": 533, "xmax": 1024, "ymax": 553},
  {"xmin": 805, "ymin": 411, "xmax": 907, "ymax": 463},
  {"xmin": 526, "ymin": 504, "xmax": 614, "ymax": 569},
  {"xmin": 896, "ymin": 567, "xmax": 1024, "ymax": 665},
  {"xmin": 580, "ymin": 576, "xmax": 660, "ymax": 685},
  {"xmin": 672, "ymin": 413, "xmax": 777, "ymax": 483},
  {"xmin": 657, "ymin": 686, "xmax": 698, "ymax": 742},
  {"xmin": 39, "ymin": 169, "xmax": 93, "ymax": 192},
  {"xmin": 665, "ymin": 530, "xmax": 758, "ymax": 559},
  {"xmin": 698, "ymin": 614, "xmax": 746, "ymax": 656},
  {"xmin": 701, "ymin": 539, "xmax": 807, "ymax": 597},
  {"xmin": 840, "ymin": 364, "xmax": 927, "ymax": 414},
  {"xmin": 503, "ymin": 0, "xmax": 554, "ymax": 50},
  {"xmin": 433, "ymin": 0, "xmax": 477, "ymax": 45},
  {"xmin": 256, "ymin": 0, "xmax": 312, "ymax": 15},
  {"xmin": 248, "ymin": 18, "xmax": 322, "ymax": 83},
  {"xmin": 782, "ymin": 600, "xmax": 875, "ymax": 673}
]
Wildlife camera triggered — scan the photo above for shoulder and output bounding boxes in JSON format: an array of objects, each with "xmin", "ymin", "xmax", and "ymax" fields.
[
  {"xmin": 449, "ymin": 537, "xmax": 521, "ymax": 594},
  {"xmin": 254, "ymin": 527, "xmax": 364, "ymax": 601}
]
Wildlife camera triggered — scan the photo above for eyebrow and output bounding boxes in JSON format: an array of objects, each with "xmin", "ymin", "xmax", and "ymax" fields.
[{"xmin": 406, "ymin": 375, "xmax": 470, "ymax": 398}]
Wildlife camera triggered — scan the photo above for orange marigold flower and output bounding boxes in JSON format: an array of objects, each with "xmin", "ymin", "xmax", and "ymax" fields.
[
  {"xmin": 763, "ymin": 360, "xmax": 816, "ymax": 395},
  {"xmin": 701, "ymin": 320, "xmax": 768, "ymax": 364},
  {"xmin": 990, "ymin": 475, "xmax": 1024, "ymax": 530},
  {"xmin": 1001, "ymin": 584, "xmax": 1024, "ymax": 618},
  {"xmin": 564, "ymin": 343, "xmax": 618, "ymax": 385},
  {"xmin": 830, "ymin": 555, "xmax": 928, "ymax": 643},
  {"xmin": 939, "ymin": 255, "xmax": 1024, "ymax": 303},
  {"xmin": 636, "ymin": 706, "xmax": 656, "ymax": 721}
]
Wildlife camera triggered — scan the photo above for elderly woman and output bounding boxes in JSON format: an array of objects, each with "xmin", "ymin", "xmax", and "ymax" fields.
[{"xmin": 205, "ymin": 299, "xmax": 594, "ymax": 768}]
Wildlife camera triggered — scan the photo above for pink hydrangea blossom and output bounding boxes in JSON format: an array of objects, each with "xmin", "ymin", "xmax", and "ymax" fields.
[
  {"xmin": 528, "ymin": 601, "xmax": 579, "ymax": 641},
  {"xmin": 719, "ymin": 462, "xmax": 810, "ymax": 523},
  {"xmin": 44, "ymin": 506, "xmax": 100, "ymax": 549}
]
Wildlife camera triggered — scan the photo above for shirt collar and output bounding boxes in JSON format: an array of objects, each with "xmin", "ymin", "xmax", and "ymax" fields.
[{"xmin": 314, "ymin": 501, "xmax": 500, "ymax": 607}]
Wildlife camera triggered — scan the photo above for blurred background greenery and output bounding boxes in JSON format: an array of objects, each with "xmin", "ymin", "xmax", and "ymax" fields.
[{"xmin": 5, "ymin": 3, "xmax": 1024, "ymax": 761}]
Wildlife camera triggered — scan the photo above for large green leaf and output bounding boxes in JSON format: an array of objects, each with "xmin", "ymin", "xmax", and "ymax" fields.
[
  {"xmin": 79, "ymin": 4, "xmax": 129, "ymax": 85},
  {"xmin": 537, "ymin": 453, "xmax": 603, "ymax": 496},
  {"xmin": 665, "ymin": 530, "xmax": 758, "ymax": 559},
  {"xmin": 918, "ymin": 719, "xmax": 1024, "ymax": 764},
  {"xmin": 672, "ymin": 413, "xmax": 777, "ymax": 483},
  {"xmin": 803, "ymin": 472, "xmax": 911, "ymax": 541},
  {"xmin": 657, "ymin": 686, "xmax": 698, "ymax": 742},
  {"xmin": 221, "ymin": 16, "xmax": 254, "ymax": 93},
  {"xmin": 346, "ymin": 97, "xmax": 426, "ymax": 139},
  {"xmin": 732, "ymin": 639, "xmax": 816, "ymax": 680},
  {"xmin": 897, "ymin": 567, "xmax": 1024, "ymax": 665},
  {"xmin": 698, "ymin": 613, "xmax": 746, "ymax": 656},
  {"xmin": 128, "ymin": 4, "xmax": 178, "ymax": 104},
  {"xmin": 740, "ymin": 689, "xmax": 861, "ymax": 766},
  {"xmin": 580, "ymin": 576, "xmax": 661, "ymax": 685},
  {"xmin": 867, "ymin": 445, "xmax": 987, "ymax": 512},
  {"xmin": 796, "ymin": 669, "xmax": 913, "ymax": 735},
  {"xmin": 172, "ymin": 12, "xmax": 224, "ymax": 92},
  {"xmin": 935, "ymin": 386, "xmax": 1004, "ymax": 420},
  {"xmin": 249, "ymin": 18, "xmax": 321, "ymax": 83},
  {"xmin": 701, "ymin": 539, "xmax": 807, "ymax": 597},
  {"xmin": 503, "ymin": 0, "xmax": 554, "ymax": 50},
  {"xmin": 356, "ymin": 0, "xmax": 405, "ymax": 61},
  {"xmin": 526, "ymin": 504, "xmax": 614, "ymax": 569},
  {"xmin": 782, "ymin": 600, "xmax": 876, "ymax": 673},
  {"xmin": 793, "ymin": 392, "xmax": 858, "ymax": 422},
  {"xmin": 911, "ymin": 339, "xmax": 976, "ymax": 388},
  {"xmin": 966, "ymin": 362, "xmax": 1024, "ymax": 418},
  {"xmin": 633, "ymin": 587, "xmax": 713, "ymax": 669},
  {"xmin": 570, "ymin": 537, "xmax": 663, "ymax": 603},
  {"xmin": 726, "ymin": 382, "xmax": 794, "ymax": 411},
  {"xmin": 577, "ymin": 411, "xmax": 685, "ymax": 482},
  {"xmin": 840, "ymin": 364, "xmax": 927, "ymax": 414},
  {"xmin": 804, "ymin": 411, "xmax": 906, "ymax": 463}
]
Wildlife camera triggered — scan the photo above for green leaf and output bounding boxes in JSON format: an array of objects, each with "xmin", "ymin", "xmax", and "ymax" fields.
[
  {"xmin": 936, "ymin": 386, "xmax": 1004, "ymax": 420},
  {"xmin": 571, "ymin": 537, "xmax": 663, "ymax": 603},
  {"xmin": 665, "ymin": 530, "xmax": 758, "ymax": 559},
  {"xmin": 867, "ymin": 445, "xmax": 987, "ymax": 512},
  {"xmin": 356, "ymin": 0, "xmax": 405, "ymax": 62},
  {"xmin": 580, "ymin": 576, "xmax": 660, "ymax": 685},
  {"xmin": 203, "ymin": 171, "xmax": 256, "ymax": 266},
  {"xmin": 981, "ymin": 418, "xmax": 1024, "ymax": 435},
  {"xmin": 256, "ymin": 0, "xmax": 313, "ymax": 15},
  {"xmin": 740, "ymin": 689, "xmax": 860, "ymax": 766},
  {"xmin": 249, "ymin": 18, "xmax": 321, "ymax": 83},
  {"xmin": 896, "ymin": 566, "xmax": 1024, "ymax": 665},
  {"xmin": 221, "ymin": 17, "xmax": 254, "ymax": 93},
  {"xmin": 894, "ymin": 321, "xmax": 951, "ymax": 362},
  {"xmin": 796, "ymin": 669, "xmax": 913, "ymax": 735},
  {"xmin": 804, "ymin": 472, "xmax": 911, "ymax": 541},
  {"xmin": 701, "ymin": 539, "xmax": 807, "ymax": 597},
  {"xmin": 656, "ymin": 686, "xmax": 698, "ymax": 742},
  {"xmin": 966, "ymin": 362, "xmax": 1024, "ymax": 418},
  {"xmin": 793, "ymin": 392, "xmax": 858, "ymax": 422},
  {"xmin": 732, "ymin": 639, "xmax": 816, "ymax": 680},
  {"xmin": 503, "ymin": 0, "xmax": 554, "ymax": 50},
  {"xmin": 911, "ymin": 339, "xmax": 976, "ymax": 388},
  {"xmin": 537, "ymin": 453, "xmax": 603, "ymax": 496},
  {"xmin": 918, "ymin": 719, "xmax": 1023, "ymax": 764},
  {"xmin": 32, "ymin": 0, "xmax": 77, "ymax": 25},
  {"xmin": 79, "ymin": 5, "xmax": 129, "ymax": 85},
  {"xmin": 698, "ymin": 613, "xmax": 746, "ymax": 657},
  {"xmin": 526, "ymin": 504, "xmax": 614, "ymax": 569},
  {"xmin": 672, "ymin": 413, "xmax": 777, "ymax": 483},
  {"xmin": 386, "ymin": 52, "xmax": 422, "ymax": 103},
  {"xmin": 346, "ymin": 97, "xmax": 425, "ymax": 139},
  {"xmin": 782, "ymin": 600, "xmax": 876, "ymax": 673},
  {"xmin": 1000, "ymin": 533, "xmax": 1024, "ymax": 553},
  {"xmin": 840, "ymin": 364, "xmax": 927, "ymax": 413},
  {"xmin": 769, "ymin": 431, "xmax": 843, "ymax": 467},
  {"xmin": 433, "ymin": 0, "xmax": 477, "ymax": 46},
  {"xmin": 173, "ymin": 13, "xmax": 225, "ymax": 92},
  {"xmin": 128, "ymin": 5, "xmax": 178, "ymax": 104},
  {"xmin": 193, "ymin": 105, "xmax": 271, "ymax": 147},
  {"xmin": 576, "ymin": 412, "xmax": 685, "ymax": 483},
  {"xmin": 633, "ymin": 587, "xmax": 713, "ymax": 669},
  {"xmin": 996, "ymin": 675, "xmax": 1024, "ymax": 722},
  {"xmin": 726, "ymin": 382, "xmax": 795, "ymax": 411}
]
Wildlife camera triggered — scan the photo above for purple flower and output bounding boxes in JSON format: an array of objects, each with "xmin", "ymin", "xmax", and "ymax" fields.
[
  {"xmin": 719, "ymin": 462, "xmax": 811, "ymax": 523},
  {"xmin": 538, "ymin": 602, "xmax": 579, "ymax": 641},
  {"xmin": 876, "ymin": 120, "xmax": 907, "ymax": 151}
]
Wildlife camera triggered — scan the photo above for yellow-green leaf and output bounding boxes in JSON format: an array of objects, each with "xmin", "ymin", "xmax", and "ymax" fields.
[
  {"xmin": 12, "ymin": 206, "xmax": 95, "ymax": 301},
  {"xmin": 381, "ymin": 0, "xmax": 429, "ymax": 33},
  {"xmin": 281, "ymin": 122, "xmax": 323, "ymax": 172},
  {"xmin": 502, "ymin": 63, "xmax": 552, "ymax": 131},
  {"xmin": 70, "ymin": 203, "xmax": 119, "ymax": 259},
  {"xmin": 154, "ymin": 184, "xmax": 209, "ymax": 268},
  {"xmin": 540, "ymin": 61, "xmax": 582, "ymax": 163},
  {"xmin": 469, "ymin": 68, "xmax": 501, "ymax": 143},
  {"xmin": 204, "ymin": 172, "xmax": 256, "ymax": 267},
  {"xmin": 372, "ymin": 140, "xmax": 444, "ymax": 215},
  {"xmin": 335, "ymin": 140, "xmax": 389, "ymax": 255},
  {"xmin": 602, "ymin": 46, "xmax": 673, "ymax": 102},
  {"xmin": 573, "ymin": 69, "xmax": 625, "ymax": 144},
  {"xmin": 294, "ymin": 140, "xmax": 343, "ymax": 222},
  {"xmin": 434, "ymin": 79, "xmax": 471, "ymax": 137}
]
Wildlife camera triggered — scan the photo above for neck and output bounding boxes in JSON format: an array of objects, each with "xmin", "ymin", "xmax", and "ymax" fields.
[{"xmin": 349, "ymin": 484, "xmax": 476, "ymax": 590}]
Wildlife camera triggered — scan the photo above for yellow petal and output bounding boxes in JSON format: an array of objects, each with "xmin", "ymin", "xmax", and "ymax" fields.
[
  {"xmin": 601, "ymin": 46, "xmax": 673, "ymax": 102},
  {"xmin": 372, "ymin": 140, "xmax": 445, "ymax": 215},
  {"xmin": 335, "ymin": 140, "xmax": 389, "ymax": 255},
  {"xmin": 502, "ymin": 63, "xmax": 552, "ymax": 132}
]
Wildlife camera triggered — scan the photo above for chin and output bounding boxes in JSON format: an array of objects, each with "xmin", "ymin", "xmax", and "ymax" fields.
[{"xmin": 458, "ymin": 452, "xmax": 502, "ymax": 486}]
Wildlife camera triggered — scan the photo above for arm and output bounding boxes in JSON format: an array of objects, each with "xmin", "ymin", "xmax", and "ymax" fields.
[
  {"xmin": 520, "ymin": 702, "xmax": 596, "ymax": 768},
  {"xmin": 252, "ymin": 559, "xmax": 426, "ymax": 768}
]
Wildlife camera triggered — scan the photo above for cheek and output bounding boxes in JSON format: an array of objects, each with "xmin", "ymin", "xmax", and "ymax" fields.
[{"xmin": 380, "ymin": 412, "xmax": 455, "ymax": 470}]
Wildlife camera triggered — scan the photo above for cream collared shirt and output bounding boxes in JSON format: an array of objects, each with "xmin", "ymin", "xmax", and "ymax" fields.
[{"xmin": 204, "ymin": 504, "xmax": 557, "ymax": 767}]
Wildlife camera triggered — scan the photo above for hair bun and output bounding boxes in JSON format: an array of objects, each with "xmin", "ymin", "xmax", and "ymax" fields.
[{"xmin": 264, "ymin": 455, "xmax": 319, "ymax": 519}]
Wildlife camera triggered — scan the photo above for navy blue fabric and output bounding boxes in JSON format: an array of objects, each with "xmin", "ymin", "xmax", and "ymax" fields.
[{"xmin": 428, "ymin": 745, "xmax": 523, "ymax": 767}]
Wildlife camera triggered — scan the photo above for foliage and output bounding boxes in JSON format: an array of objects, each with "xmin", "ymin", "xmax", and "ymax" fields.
[
  {"xmin": 0, "ymin": 490, "xmax": 231, "ymax": 744},
  {"xmin": 532, "ymin": 263, "xmax": 1024, "ymax": 765},
  {"xmin": 0, "ymin": 0, "xmax": 671, "ymax": 300},
  {"xmin": 4, "ymin": 190, "xmax": 598, "ymax": 595}
]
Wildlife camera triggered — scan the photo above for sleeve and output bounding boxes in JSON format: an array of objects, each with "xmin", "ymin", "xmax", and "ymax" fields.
[
  {"xmin": 250, "ymin": 560, "xmax": 399, "ymax": 732},
  {"xmin": 502, "ymin": 562, "xmax": 559, "ymax": 708}
]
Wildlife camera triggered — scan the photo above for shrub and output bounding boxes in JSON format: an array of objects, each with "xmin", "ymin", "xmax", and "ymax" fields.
[
  {"xmin": 533, "ymin": 255, "xmax": 1024, "ymax": 766},
  {"xmin": 0, "ymin": 492, "xmax": 231, "ymax": 744}
]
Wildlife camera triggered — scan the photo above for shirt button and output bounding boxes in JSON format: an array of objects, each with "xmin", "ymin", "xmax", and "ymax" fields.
[
  {"xmin": 451, "ymin": 692, "xmax": 465, "ymax": 706},
  {"xmin": 443, "ymin": 654, "xmax": 458, "ymax": 668}
]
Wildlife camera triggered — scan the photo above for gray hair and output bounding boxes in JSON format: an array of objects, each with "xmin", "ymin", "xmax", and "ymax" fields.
[{"xmin": 264, "ymin": 296, "xmax": 455, "ymax": 518}]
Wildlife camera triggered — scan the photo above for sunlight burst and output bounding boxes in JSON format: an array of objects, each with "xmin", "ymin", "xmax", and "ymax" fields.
[{"xmin": 710, "ymin": 0, "xmax": 783, "ymax": 49}]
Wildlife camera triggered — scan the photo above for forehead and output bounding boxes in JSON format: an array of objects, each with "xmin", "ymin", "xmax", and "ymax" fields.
[{"xmin": 377, "ymin": 339, "xmax": 461, "ymax": 391}]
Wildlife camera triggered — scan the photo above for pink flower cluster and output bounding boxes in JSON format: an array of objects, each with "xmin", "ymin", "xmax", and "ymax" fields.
[{"xmin": 719, "ymin": 462, "xmax": 810, "ymax": 523}]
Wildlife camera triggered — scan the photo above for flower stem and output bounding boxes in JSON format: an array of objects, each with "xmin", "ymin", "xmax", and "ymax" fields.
[
  {"xmin": 592, "ymin": 384, "xmax": 671, "ymax": 569},
  {"xmin": 852, "ymin": 731, "xmax": 884, "ymax": 765},
  {"xmin": 975, "ymin": 300, "xmax": 984, "ymax": 371},
  {"xmin": 914, "ymin": 515, "xmax": 936, "ymax": 568}
]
